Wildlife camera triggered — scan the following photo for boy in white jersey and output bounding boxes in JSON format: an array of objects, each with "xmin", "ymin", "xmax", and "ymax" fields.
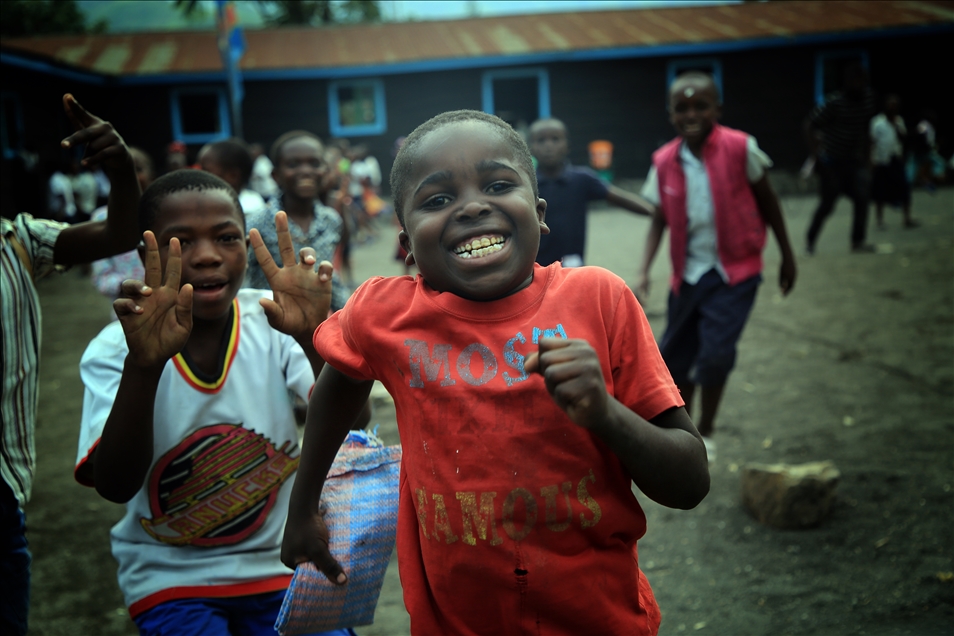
[{"xmin": 75, "ymin": 170, "xmax": 352, "ymax": 635}]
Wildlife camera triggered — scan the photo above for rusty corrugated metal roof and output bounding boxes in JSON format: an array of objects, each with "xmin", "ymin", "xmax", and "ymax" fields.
[{"xmin": 3, "ymin": 1, "xmax": 952, "ymax": 77}]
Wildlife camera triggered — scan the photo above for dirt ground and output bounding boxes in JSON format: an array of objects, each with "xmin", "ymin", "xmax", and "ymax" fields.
[{"xmin": 25, "ymin": 187, "xmax": 953, "ymax": 636}]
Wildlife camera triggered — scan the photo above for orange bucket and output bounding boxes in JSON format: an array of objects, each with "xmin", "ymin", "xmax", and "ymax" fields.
[{"xmin": 588, "ymin": 140, "xmax": 613, "ymax": 170}]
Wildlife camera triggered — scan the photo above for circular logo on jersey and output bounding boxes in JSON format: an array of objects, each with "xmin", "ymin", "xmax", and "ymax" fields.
[{"xmin": 140, "ymin": 424, "xmax": 299, "ymax": 547}]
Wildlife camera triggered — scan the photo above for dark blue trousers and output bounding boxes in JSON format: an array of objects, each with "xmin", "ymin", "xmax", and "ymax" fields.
[
  {"xmin": 659, "ymin": 269, "xmax": 761, "ymax": 388},
  {"xmin": 1, "ymin": 479, "xmax": 30, "ymax": 636}
]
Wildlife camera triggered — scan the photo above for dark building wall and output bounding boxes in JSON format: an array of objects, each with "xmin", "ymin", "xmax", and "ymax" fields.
[
  {"xmin": 382, "ymin": 68, "xmax": 484, "ymax": 165},
  {"xmin": 109, "ymin": 85, "xmax": 177, "ymax": 170},
  {"xmin": 243, "ymin": 78, "xmax": 330, "ymax": 152},
  {"xmin": 510, "ymin": 48, "xmax": 816, "ymax": 180},
  {"xmin": 242, "ymin": 67, "xmax": 483, "ymax": 193},
  {"xmin": 0, "ymin": 66, "xmax": 135, "ymax": 218},
  {"xmin": 4, "ymin": 28, "xmax": 949, "ymax": 214},
  {"xmin": 545, "ymin": 57, "xmax": 671, "ymax": 180},
  {"xmin": 717, "ymin": 46, "xmax": 816, "ymax": 173},
  {"xmin": 0, "ymin": 64, "xmax": 175, "ymax": 181},
  {"xmin": 543, "ymin": 30, "xmax": 948, "ymax": 180}
]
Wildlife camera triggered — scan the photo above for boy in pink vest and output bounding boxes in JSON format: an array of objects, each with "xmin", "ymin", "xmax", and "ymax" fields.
[{"xmin": 635, "ymin": 72, "xmax": 797, "ymax": 460}]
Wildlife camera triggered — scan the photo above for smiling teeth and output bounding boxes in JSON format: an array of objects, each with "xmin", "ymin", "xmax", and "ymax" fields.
[
  {"xmin": 454, "ymin": 236, "xmax": 505, "ymax": 258},
  {"xmin": 458, "ymin": 244, "xmax": 503, "ymax": 259}
]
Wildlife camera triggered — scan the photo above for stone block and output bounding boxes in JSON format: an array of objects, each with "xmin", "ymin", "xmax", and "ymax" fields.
[{"xmin": 741, "ymin": 461, "xmax": 840, "ymax": 529}]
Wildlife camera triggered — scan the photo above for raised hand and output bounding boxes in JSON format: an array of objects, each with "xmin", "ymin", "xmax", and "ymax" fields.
[
  {"xmin": 113, "ymin": 232, "xmax": 193, "ymax": 370},
  {"xmin": 59, "ymin": 93, "xmax": 133, "ymax": 178},
  {"xmin": 249, "ymin": 211, "xmax": 333, "ymax": 339},
  {"xmin": 523, "ymin": 337, "xmax": 609, "ymax": 429}
]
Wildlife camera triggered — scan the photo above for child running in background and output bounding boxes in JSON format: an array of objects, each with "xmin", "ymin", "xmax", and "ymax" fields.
[
  {"xmin": 635, "ymin": 71, "xmax": 797, "ymax": 460},
  {"xmin": 75, "ymin": 170, "xmax": 353, "ymax": 636},
  {"xmin": 282, "ymin": 110, "xmax": 709, "ymax": 635},
  {"xmin": 244, "ymin": 131, "xmax": 350, "ymax": 312},
  {"xmin": 90, "ymin": 146, "xmax": 154, "ymax": 314},
  {"xmin": 2, "ymin": 94, "xmax": 141, "ymax": 636},
  {"xmin": 870, "ymin": 95, "xmax": 916, "ymax": 229},
  {"xmin": 529, "ymin": 118, "xmax": 654, "ymax": 267},
  {"xmin": 198, "ymin": 138, "xmax": 268, "ymax": 217}
]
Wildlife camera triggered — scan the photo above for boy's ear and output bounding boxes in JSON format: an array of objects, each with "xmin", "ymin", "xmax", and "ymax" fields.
[
  {"xmin": 398, "ymin": 230, "xmax": 413, "ymax": 262},
  {"xmin": 536, "ymin": 197, "xmax": 550, "ymax": 235}
]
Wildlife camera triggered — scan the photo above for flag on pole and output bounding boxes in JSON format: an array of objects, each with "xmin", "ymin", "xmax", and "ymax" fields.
[{"xmin": 216, "ymin": 0, "xmax": 246, "ymax": 137}]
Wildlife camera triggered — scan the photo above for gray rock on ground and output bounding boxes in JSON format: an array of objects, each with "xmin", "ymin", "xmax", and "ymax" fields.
[{"xmin": 741, "ymin": 461, "xmax": 841, "ymax": 529}]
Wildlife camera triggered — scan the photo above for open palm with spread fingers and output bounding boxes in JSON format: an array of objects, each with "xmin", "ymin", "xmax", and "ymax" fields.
[
  {"xmin": 113, "ymin": 231, "xmax": 193, "ymax": 370},
  {"xmin": 249, "ymin": 211, "xmax": 333, "ymax": 339}
]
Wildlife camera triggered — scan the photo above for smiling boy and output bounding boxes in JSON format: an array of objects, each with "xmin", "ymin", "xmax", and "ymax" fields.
[
  {"xmin": 244, "ymin": 131, "xmax": 350, "ymax": 312},
  {"xmin": 282, "ymin": 110, "xmax": 709, "ymax": 635},
  {"xmin": 74, "ymin": 170, "xmax": 349, "ymax": 635},
  {"xmin": 636, "ymin": 71, "xmax": 797, "ymax": 458}
]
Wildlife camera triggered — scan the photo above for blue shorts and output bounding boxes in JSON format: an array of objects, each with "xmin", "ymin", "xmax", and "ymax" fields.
[
  {"xmin": 133, "ymin": 589, "xmax": 357, "ymax": 636},
  {"xmin": 659, "ymin": 269, "xmax": 761, "ymax": 387}
]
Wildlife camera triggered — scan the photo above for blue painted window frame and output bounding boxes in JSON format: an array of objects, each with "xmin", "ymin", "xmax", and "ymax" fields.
[
  {"xmin": 170, "ymin": 87, "xmax": 231, "ymax": 145},
  {"xmin": 481, "ymin": 67, "xmax": 551, "ymax": 120},
  {"xmin": 1, "ymin": 91, "xmax": 25, "ymax": 159},
  {"xmin": 814, "ymin": 49, "xmax": 869, "ymax": 105},
  {"xmin": 666, "ymin": 57, "xmax": 724, "ymax": 106},
  {"xmin": 328, "ymin": 78, "xmax": 387, "ymax": 137}
]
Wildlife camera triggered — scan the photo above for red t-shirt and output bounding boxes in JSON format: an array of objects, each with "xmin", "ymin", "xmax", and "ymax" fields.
[{"xmin": 315, "ymin": 264, "xmax": 683, "ymax": 635}]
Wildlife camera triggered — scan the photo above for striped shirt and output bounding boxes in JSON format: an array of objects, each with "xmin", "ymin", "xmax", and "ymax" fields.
[
  {"xmin": 810, "ymin": 89, "xmax": 877, "ymax": 161},
  {"xmin": 1, "ymin": 213, "xmax": 68, "ymax": 507}
]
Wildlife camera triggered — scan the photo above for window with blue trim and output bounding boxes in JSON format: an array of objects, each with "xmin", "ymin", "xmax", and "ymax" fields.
[
  {"xmin": 1, "ymin": 92, "xmax": 24, "ymax": 160},
  {"xmin": 170, "ymin": 87, "xmax": 231, "ymax": 145},
  {"xmin": 328, "ymin": 79, "xmax": 387, "ymax": 137},
  {"xmin": 666, "ymin": 58, "xmax": 723, "ymax": 106},
  {"xmin": 482, "ymin": 68, "xmax": 550, "ymax": 133},
  {"xmin": 815, "ymin": 50, "xmax": 869, "ymax": 105}
]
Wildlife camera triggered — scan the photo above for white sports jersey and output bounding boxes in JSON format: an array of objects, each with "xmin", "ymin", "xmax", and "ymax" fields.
[{"xmin": 76, "ymin": 289, "xmax": 313, "ymax": 617}]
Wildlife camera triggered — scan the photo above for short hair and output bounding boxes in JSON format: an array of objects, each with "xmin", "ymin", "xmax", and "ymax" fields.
[
  {"xmin": 270, "ymin": 130, "xmax": 323, "ymax": 165},
  {"xmin": 206, "ymin": 139, "xmax": 253, "ymax": 187},
  {"xmin": 389, "ymin": 110, "xmax": 538, "ymax": 226},
  {"xmin": 528, "ymin": 117, "xmax": 567, "ymax": 140},
  {"xmin": 670, "ymin": 70, "xmax": 721, "ymax": 103},
  {"xmin": 139, "ymin": 169, "xmax": 243, "ymax": 235}
]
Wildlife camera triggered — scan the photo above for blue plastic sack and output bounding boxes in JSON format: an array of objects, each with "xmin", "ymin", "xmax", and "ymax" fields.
[{"xmin": 275, "ymin": 430, "xmax": 402, "ymax": 635}]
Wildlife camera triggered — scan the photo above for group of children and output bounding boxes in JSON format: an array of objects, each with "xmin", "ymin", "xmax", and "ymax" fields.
[{"xmin": 1, "ymin": 67, "xmax": 800, "ymax": 635}]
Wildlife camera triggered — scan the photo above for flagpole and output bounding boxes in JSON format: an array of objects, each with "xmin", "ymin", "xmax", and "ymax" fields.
[{"xmin": 216, "ymin": 1, "xmax": 245, "ymax": 139}]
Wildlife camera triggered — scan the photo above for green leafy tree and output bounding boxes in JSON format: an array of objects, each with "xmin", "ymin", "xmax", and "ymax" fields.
[
  {"xmin": 174, "ymin": 0, "xmax": 379, "ymax": 26},
  {"xmin": 1, "ymin": 0, "xmax": 109, "ymax": 37}
]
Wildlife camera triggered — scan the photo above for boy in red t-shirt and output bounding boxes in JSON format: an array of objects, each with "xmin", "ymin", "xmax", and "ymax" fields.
[{"xmin": 283, "ymin": 110, "xmax": 709, "ymax": 635}]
